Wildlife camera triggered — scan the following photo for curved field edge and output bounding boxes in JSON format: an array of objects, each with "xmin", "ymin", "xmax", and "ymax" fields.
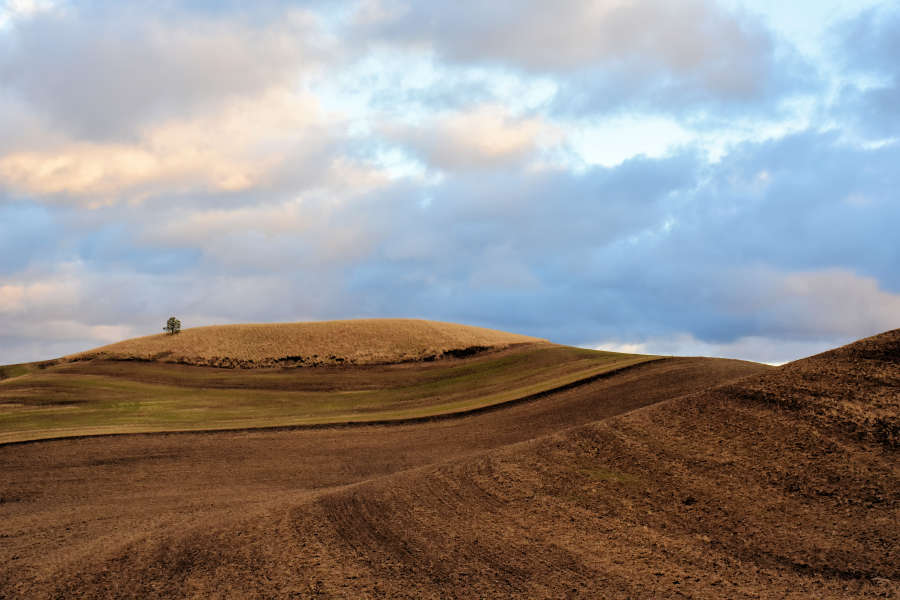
[{"xmin": 0, "ymin": 347, "xmax": 658, "ymax": 445}]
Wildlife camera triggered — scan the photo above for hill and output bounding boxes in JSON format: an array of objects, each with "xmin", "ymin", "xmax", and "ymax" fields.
[
  {"xmin": 281, "ymin": 330, "xmax": 897, "ymax": 599},
  {"xmin": 1, "ymin": 340, "xmax": 660, "ymax": 444},
  {"xmin": 0, "ymin": 354, "xmax": 767, "ymax": 598},
  {"xmin": 1, "ymin": 329, "xmax": 896, "ymax": 598},
  {"xmin": 65, "ymin": 319, "xmax": 543, "ymax": 368}
]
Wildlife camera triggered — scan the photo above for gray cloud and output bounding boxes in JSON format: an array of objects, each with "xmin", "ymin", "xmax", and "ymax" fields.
[
  {"xmin": 834, "ymin": 6, "xmax": 900, "ymax": 137},
  {"xmin": 319, "ymin": 131, "xmax": 899, "ymax": 348},
  {"xmin": 361, "ymin": 0, "xmax": 814, "ymax": 115},
  {"xmin": 0, "ymin": 4, "xmax": 325, "ymax": 140},
  {"xmin": 3, "ymin": 127, "xmax": 898, "ymax": 364}
]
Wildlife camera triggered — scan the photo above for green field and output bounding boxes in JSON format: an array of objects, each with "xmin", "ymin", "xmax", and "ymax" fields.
[{"xmin": 0, "ymin": 344, "xmax": 655, "ymax": 444}]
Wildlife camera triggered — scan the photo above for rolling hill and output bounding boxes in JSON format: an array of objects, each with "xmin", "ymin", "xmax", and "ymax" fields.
[
  {"xmin": 64, "ymin": 319, "xmax": 543, "ymax": 367},
  {"xmin": 0, "ymin": 324, "xmax": 896, "ymax": 598},
  {"xmin": 0, "ymin": 319, "xmax": 656, "ymax": 444}
]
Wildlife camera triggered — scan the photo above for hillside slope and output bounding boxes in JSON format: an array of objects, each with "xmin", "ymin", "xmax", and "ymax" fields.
[
  {"xmin": 287, "ymin": 330, "xmax": 896, "ymax": 598},
  {"xmin": 2, "ymin": 331, "xmax": 897, "ymax": 598},
  {"xmin": 0, "ymin": 357, "xmax": 767, "ymax": 598},
  {"xmin": 0, "ymin": 344, "xmax": 656, "ymax": 444},
  {"xmin": 66, "ymin": 319, "xmax": 543, "ymax": 367}
]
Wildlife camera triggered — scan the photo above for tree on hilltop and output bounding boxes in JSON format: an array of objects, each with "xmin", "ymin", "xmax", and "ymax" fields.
[{"xmin": 164, "ymin": 317, "xmax": 181, "ymax": 335}]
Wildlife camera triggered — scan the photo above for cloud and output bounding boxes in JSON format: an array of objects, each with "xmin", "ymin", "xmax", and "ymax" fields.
[
  {"xmin": 4, "ymin": 131, "xmax": 899, "ymax": 365},
  {"xmin": 144, "ymin": 198, "xmax": 384, "ymax": 270},
  {"xmin": 0, "ymin": 1, "xmax": 896, "ymax": 367},
  {"xmin": 591, "ymin": 266, "xmax": 900, "ymax": 365},
  {"xmin": 772, "ymin": 269, "xmax": 900, "ymax": 336},
  {"xmin": 679, "ymin": 131, "xmax": 900, "ymax": 289},
  {"xmin": 0, "ymin": 0, "xmax": 56, "ymax": 26},
  {"xmin": 593, "ymin": 334, "xmax": 845, "ymax": 366},
  {"xmin": 1, "ymin": 319, "xmax": 133, "ymax": 344},
  {"xmin": 361, "ymin": 0, "xmax": 812, "ymax": 115},
  {"xmin": 0, "ymin": 3, "xmax": 325, "ymax": 139},
  {"xmin": 0, "ymin": 2, "xmax": 359, "ymax": 206},
  {"xmin": 0, "ymin": 90, "xmax": 350, "ymax": 204},
  {"xmin": 380, "ymin": 105, "xmax": 559, "ymax": 171},
  {"xmin": 10, "ymin": 128, "xmax": 897, "ymax": 363},
  {"xmin": 834, "ymin": 6, "xmax": 900, "ymax": 138},
  {"xmin": 306, "ymin": 131, "xmax": 899, "ymax": 351}
]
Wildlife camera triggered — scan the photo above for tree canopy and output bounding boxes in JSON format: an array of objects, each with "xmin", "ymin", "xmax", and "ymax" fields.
[{"xmin": 164, "ymin": 317, "xmax": 181, "ymax": 335}]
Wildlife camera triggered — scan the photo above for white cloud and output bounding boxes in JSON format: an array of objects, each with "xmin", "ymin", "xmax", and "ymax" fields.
[
  {"xmin": 0, "ymin": 0, "xmax": 56, "ymax": 28},
  {"xmin": 591, "ymin": 334, "xmax": 838, "ymax": 365},
  {"xmin": 716, "ymin": 267, "xmax": 900, "ymax": 338},
  {"xmin": 0, "ymin": 280, "xmax": 79, "ymax": 314},
  {"xmin": 773, "ymin": 268, "xmax": 900, "ymax": 336},
  {"xmin": 382, "ymin": 105, "xmax": 560, "ymax": 171},
  {"xmin": 591, "ymin": 267, "xmax": 900, "ymax": 364},
  {"xmin": 2, "ymin": 319, "xmax": 133, "ymax": 343},
  {"xmin": 0, "ymin": 90, "xmax": 342, "ymax": 204}
]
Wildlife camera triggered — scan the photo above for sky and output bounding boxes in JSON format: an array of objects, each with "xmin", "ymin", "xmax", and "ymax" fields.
[{"xmin": 0, "ymin": 0, "xmax": 898, "ymax": 365}]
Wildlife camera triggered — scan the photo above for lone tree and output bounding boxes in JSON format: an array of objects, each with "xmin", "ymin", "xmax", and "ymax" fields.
[{"xmin": 164, "ymin": 316, "xmax": 182, "ymax": 335}]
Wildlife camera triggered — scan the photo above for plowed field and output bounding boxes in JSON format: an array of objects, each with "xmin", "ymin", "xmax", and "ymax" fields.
[
  {"xmin": 1, "ymin": 357, "xmax": 766, "ymax": 598},
  {"xmin": 2, "ymin": 330, "xmax": 897, "ymax": 598}
]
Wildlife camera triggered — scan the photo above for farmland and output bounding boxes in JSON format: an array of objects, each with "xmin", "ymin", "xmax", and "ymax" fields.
[
  {"xmin": 1, "ymin": 341, "xmax": 651, "ymax": 444},
  {"xmin": 1, "ymin": 322, "xmax": 897, "ymax": 598}
]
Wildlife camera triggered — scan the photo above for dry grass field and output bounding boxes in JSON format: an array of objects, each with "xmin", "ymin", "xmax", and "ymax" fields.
[
  {"xmin": 66, "ymin": 319, "xmax": 542, "ymax": 367},
  {"xmin": 0, "ymin": 323, "xmax": 897, "ymax": 598}
]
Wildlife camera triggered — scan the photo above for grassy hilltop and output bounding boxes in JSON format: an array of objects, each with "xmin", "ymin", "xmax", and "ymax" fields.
[
  {"xmin": 0, "ymin": 319, "xmax": 652, "ymax": 443},
  {"xmin": 65, "ymin": 319, "xmax": 543, "ymax": 367}
]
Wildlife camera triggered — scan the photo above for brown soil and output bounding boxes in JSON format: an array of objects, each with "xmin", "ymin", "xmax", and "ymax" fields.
[{"xmin": 1, "ymin": 332, "xmax": 897, "ymax": 599}]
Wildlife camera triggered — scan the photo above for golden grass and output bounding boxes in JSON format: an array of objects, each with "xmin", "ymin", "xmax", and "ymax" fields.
[{"xmin": 66, "ymin": 319, "xmax": 544, "ymax": 367}]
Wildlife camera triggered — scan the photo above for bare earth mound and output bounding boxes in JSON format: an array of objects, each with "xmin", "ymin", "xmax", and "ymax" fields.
[{"xmin": 66, "ymin": 319, "xmax": 543, "ymax": 367}]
